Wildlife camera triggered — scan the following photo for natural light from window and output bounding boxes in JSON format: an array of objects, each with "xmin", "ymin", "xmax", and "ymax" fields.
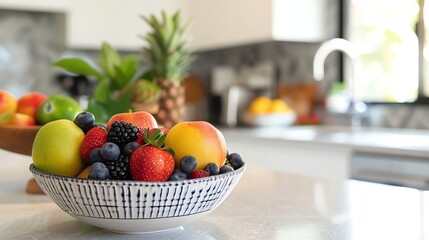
[{"xmin": 347, "ymin": 0, "xmax": 419, "ymax": 103}]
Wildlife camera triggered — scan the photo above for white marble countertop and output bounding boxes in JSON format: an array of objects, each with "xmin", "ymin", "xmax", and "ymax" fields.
[
  {"xmin": 1, "ymin": 148, "xmax": 428, "ymax": 240},
  {"xmin": 220, "ymin": 125, "xmax": 429, "ymax": 158}
]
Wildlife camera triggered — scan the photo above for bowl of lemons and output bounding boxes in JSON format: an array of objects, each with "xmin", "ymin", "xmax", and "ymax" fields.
[{"xmin": 244, "ymin": 97, "xmax": 296, "ymax": 127}]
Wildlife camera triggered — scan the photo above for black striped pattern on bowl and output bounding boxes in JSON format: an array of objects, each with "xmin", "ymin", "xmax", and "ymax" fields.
[{"xmin": 30, "ymin": 163, "xmax": 245, "ymax": 219}]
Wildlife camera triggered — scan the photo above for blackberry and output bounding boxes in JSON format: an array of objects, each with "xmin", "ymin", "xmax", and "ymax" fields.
[
  {"xmin": 108, "ymin": 121, "xmax": 140, "ymax": 146},
  {"xmin": 105, "ymin": 154, "xmax": 132, "ymax": 180}
]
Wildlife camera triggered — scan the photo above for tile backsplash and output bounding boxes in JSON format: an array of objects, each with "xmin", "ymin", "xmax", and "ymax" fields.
[
  {"xmin": 1, "ymin": 9, "xmax": 429, "ymax": 130},
  {"xmin": 0, "ymin": 10, "xmax": 66, "ymax": 97}
]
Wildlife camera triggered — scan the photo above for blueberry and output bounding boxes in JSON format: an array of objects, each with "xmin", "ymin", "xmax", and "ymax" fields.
[
  {"xmin": 100, "ymin": 142, "xmax": 120, "ymax": 162},
  {"xmin": 205, "ymin": 162, "xmax": 220, "ymax": 175},
  {"xmin": 123, "ymin": 142, "xmax": 140, "ymax": 156},
  {"xmin": 220, "ymin": 165, "xmax": 234, "ymax": 174},
  {"xmin": 227, "ymin": 153, "xmax": 244, "ymax": 169},
  {"xmin": 88, "ymin": 162, "xmax": 110, "ymax": 180},
  {"xmin": 89, "ymin": 148, "xmax": 103, "ymax": 163},
  {"xmin": 168, "ymin": 169, "xmax": 188, "ymax": 181},
  {"xmin": 180, "ymin": 155, "xmax": 197, "ymax": 174},
  {"xmin": 74, "ymin": 112, "xmax": 95, "ymax": 133}
]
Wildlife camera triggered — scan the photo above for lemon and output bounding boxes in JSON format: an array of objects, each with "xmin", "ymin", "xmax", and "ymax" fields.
[
  {"xmin": 36, "ymin": 95, "xmax": 82, "ymax": 125},
  {"xmin": 248, "ymin": 97, "xmax": 272, "ymax": 114},
  {"xmin": 32, "ymin": 119, "xmax": 85, "ymax": 177},
  {"xmin": 269, "ymin": 99, "xmax": 292, "ymax": 113}
]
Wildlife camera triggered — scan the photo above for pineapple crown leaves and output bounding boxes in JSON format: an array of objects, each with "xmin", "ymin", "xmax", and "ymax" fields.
[
  {"xmin": 140, "ymin": 10, "xmax": 196, "ymax": 82},
  {"xmin": 143, "ymin": 128, "xmax": 175, "ymax": 157}
]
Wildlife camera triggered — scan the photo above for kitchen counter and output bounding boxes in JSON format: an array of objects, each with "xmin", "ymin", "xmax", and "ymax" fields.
[
  {"xmin": 220, "ymin": 125, "xmax": 429, "ymax": 158},
  {"xmin": 1, "ymin": 148, "xmax": 427, "ymax": 240}
]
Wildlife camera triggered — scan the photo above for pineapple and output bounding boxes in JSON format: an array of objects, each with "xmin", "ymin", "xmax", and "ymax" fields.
[{"xmin": 141, "ymin": 10, "xmax": 195, "ymax": 128}]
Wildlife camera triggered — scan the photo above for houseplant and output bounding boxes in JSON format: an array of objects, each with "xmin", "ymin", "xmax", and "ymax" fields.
[
  {"xmin": 53, "ymin": 43, "xmax": 141, "ymax": 123},
  {"xmin": 140, "ymin": 10, "xmax": 195, "ymax": 128}
]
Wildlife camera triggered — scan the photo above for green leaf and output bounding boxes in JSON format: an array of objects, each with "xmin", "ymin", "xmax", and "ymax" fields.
[
  {"xmin": 53, "ymin": 58, "xmax": 103, "ymax": 79},
  {"xmin": 93, "ymin": 80, "xmax": 110, "ymax": 102},
  {"xmin": 99, "ymin": 42, "xmax": 121, "ymax": 80},
  {"xmin": 86, "ymin": 99, "xmax": 110, "ymax": 123},
  {"xmin": 87, "ymin": 90, "xmax": 135, "ymax": 123}
]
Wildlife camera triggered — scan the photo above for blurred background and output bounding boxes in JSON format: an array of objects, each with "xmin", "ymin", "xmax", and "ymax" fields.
[{"xmin": 0, "ymin": 0, "xmax": 428, "ymax": 129}]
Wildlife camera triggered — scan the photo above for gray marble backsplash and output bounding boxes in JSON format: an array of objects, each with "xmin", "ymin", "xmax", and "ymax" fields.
[
  {"xmin": 1, "ymin": 9, "xmax": 428, "ymax": 130},
  {"xmin": 0, "ymin": 10, "xmax": 67, "ymax": 98}
]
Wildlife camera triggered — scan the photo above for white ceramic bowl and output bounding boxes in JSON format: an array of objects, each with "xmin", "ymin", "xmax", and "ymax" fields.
[
  {"xmin": 244, "ymin": 112, "xmax": 296, "ymax": 127},
  {"xmin": 30, "ymin": 163, "xmax": 246, "ymax": 234}
]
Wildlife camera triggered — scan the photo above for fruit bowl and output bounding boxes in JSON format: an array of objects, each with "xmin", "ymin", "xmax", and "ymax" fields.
[
  {"xmin": 29, "ymin": 162, "xmax": 246, "ymax": 234},
  {"xmin": 243, "ymin": 112, "xmax": 296, "ymax": 127},
  {"xmin": 0, "ymin": 124, "xmax": 41, "ymax": 156}
]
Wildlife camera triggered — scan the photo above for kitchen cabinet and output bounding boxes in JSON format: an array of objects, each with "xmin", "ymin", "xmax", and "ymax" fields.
[
  {"xmin": 66, "ymin": 0, "xmax": 191, "ymax": 50},
  {"xmin": 223, "ymin": 129, "xmax": 351, "ymax": 181},
  {"xmin": 187, "ymin": 0, "xmax": 336, "ymax": 51}
]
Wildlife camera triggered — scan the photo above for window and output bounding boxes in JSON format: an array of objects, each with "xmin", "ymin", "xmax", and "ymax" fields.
[{"xmin": 344, "ymin": 0, "xmax": 420, "ymax": 103}]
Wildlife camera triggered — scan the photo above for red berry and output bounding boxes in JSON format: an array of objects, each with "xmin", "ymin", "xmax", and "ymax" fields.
[
  {"xmin": 189, "ymin": 170, "xmax": 209, "ymax": 179},
  {"xmin": 80, "ymin": 127, "xmax": 107, "ymax": 163},
  {"xmin": 130, "ymin": 145, "xmax": 175, "ymax": 181}
]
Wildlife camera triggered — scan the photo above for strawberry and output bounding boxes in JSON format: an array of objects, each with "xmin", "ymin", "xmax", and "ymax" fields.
[
  {"xmin": 80, "ymin": 126, "xmax": 107, "ymax": 164},
  {"xmin": 130, "ymin": 128, "xmax": 175, "ymax": 181},
  {"xmin": 189, "ymin": 170, "xmax": 209, "ymax": 179},
  {"xmin": 137, "ymin": 127, "xmax": 169, "ymax": 145}
]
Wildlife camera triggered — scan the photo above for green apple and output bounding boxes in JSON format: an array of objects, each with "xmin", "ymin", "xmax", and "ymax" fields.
[
  {"xmin": 32, "ymin": 119, "xmax": 85, "ymax": 177},
  {"xmin": 36, "ymin": 95, "xmax": 82, "ymax": 125}
]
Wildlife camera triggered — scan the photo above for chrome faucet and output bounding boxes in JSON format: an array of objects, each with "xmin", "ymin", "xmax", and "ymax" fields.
[{"xmin": 313, "ymin": 38, "xmax": 366, "ymax": 129}]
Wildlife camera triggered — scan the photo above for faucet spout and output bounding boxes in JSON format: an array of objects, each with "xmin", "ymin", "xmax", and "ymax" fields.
[{"xmin": 313, "ymin": 38, "xmax": 365, "ymax": 129}]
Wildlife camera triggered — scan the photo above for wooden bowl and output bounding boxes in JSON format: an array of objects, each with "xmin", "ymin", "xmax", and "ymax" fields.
[{"xmin": 0, "ymin": 124, "xmax": 41, "ymax": 156}]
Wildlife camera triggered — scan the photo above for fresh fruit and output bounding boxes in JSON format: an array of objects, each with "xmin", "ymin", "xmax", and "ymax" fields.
[
  {"xmin": 130, "ymin": 129, "xmax": 175, "ymax": 181},
  {"xmin": 106, "ymin": 154, "xmax": 132, "ymax": 180},
  {"xmin": 106, "ymin": 110, "xmax": 158, "ymax": 130},
  {"xmin": 205, "ymin": 162, "xmax": 220, "ymax": 176},
  {"xmin": 74, "ymin": 112, "xmax": 95, "ymax": 133},
  {"xmin": 180, "ymin": 155, "xmax": 197, "ymax": 174},
  {"xmin": 168, "ymin": 169, "xmax": 187, "ymax": 181},
  {"xmin": 107, "ymin": 121, "xmax": 140, "ymax": 147},
  {"xmin": 32, "ymin": 119, "xmax": 85, "ymax": 177},
  {"xmin": 269, "ymin": 99, "xmax": 292, "ymax": 113},
  {"xmin": 0, "ymin": 90, "xmax": 17, "ymax": 115},
  {"xmin": 89, "ymin": 148, "xmax": 103, "ymax": 164},
  {"xmin": 81, "ymin": 126, "xmax": 108, "ymax": 163},
  {"xmin": 100, "ymin": 142, "xmax": 120, "ymax": 162},
  {"xmin": 141, "ymin": 11, "xmax": 194, "ymax": 129},
  {"xmin": 36, "ymin": 94, "xmax": 82, "ymax": 125},
  {"xmin": 220, "ymin": 165, "xmax": 234, "ymax": 174},
  {"xmin": 8, "ymin": 113, "xmax": 36, "ymax": 126},
  {"xmin": 248, "ymin": 96, "xmax": 272, "ymax": 114},
  {"xmin": 189, "ymin": 170, "xmax": 209, "ymax": 179},
  {"xmin": 77, "ymin": 166, "xmax": 91, "ymax": 178},
  {"xmin": 148, "ymin": 127, "xmax": 169, "ymax": 137},
  {"xmin": 88, "ymin": 162, "xmax": 110, "ymax": 180},
  {"xmin": 165, "ymin": 121, "xmax": 227, "ymax": 170},
  {"xmin": 227, "ymin": 153, "xmax": 244, "ymax": 169},
  {"xmin": 123, "ymin": 142, "xmax": 140, "ymax": 156},
  {"xmin": 16, "ymin": 92, "xmax": 47, "ymax": 119}
]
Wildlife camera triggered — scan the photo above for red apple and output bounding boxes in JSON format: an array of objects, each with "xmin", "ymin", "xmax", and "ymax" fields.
[
  {"xmin": 0, "ymin": 90, "xmax": 17, "ymax": 115},
  {"xmin": 17, "ymin": 92, "xmax": 48, "ymax": 120},
  {"xmin": 106, "ymin": 110, "xmax": 158, "ymax": 130},
  {"xmin": 9, "ymin": 113, "xmax": 36, "ymax": 126}
]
